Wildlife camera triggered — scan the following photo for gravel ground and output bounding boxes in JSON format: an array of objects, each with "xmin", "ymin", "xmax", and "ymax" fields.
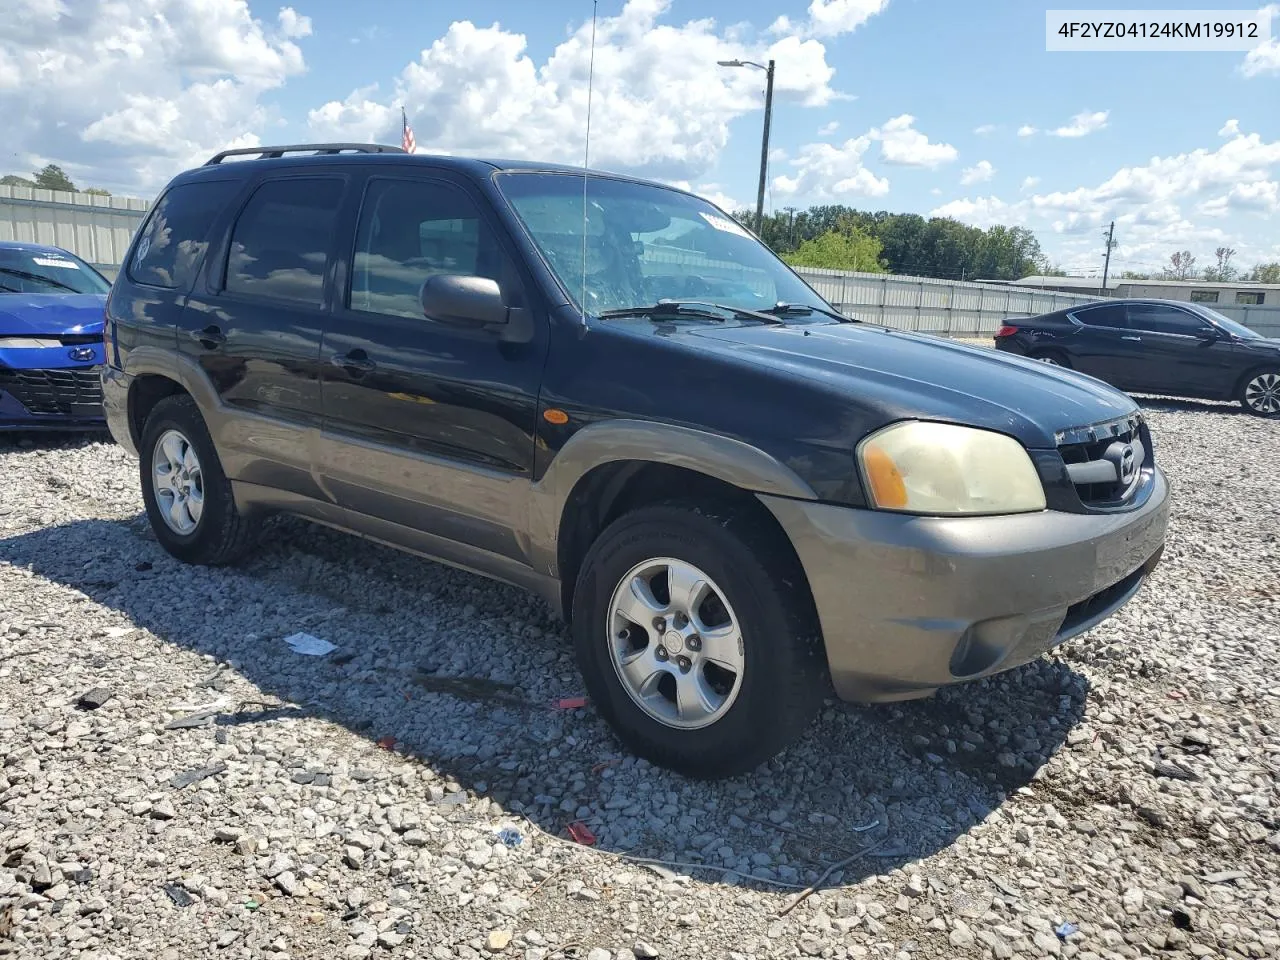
[{"xmin": 1, "ymin": 399, "xmax": 1278, "ymax": 960}]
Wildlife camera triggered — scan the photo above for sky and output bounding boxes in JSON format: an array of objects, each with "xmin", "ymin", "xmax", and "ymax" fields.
[{"xmin": 3, "ymin": 0, "xmax": 1279, "ymax": 277}]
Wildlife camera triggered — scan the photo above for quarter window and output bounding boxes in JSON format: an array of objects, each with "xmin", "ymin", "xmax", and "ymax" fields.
[
  {"xmin": 225, "ymin": 178, "xmax": 344, "ymax": 306},
  {"xmin": 130, "ymin": 180, "xmax": 239, "ymax": 290},
  {"xmin": 350, "ymin": 179, "xmax": 507, "ymax": 319},
  {"xmin": 1126, "ymin": 304, "xmax": 1209, "ymax": 336}
]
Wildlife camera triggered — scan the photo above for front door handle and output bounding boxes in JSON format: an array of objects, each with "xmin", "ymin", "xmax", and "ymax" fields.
[
  {"xmin": 330, "ymin": 350, "xmax": 376, "ymax": 375},
  {"xmin": 1121, "ymin": 335, "xmax": 1142, "ymax": 341},
  {"xmin": 188, "ymin": 325, "xmax": 226, "ymax": 347}
]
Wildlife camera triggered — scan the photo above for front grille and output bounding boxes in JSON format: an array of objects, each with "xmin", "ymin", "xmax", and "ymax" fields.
[
  {"xmin": 1056, "ymin": 413, "xmax": 1150, "ymax": 508},
  {"xmin": 0, "ymin": 366, "xmax": 103, "ymax": 417}
]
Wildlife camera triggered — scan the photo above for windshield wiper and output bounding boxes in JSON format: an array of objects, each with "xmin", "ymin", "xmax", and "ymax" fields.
[
  {"xmin": 763, "ymin": 301, "xmax": 853, "ymax": 323},
  {"xmin": 598, "ymin": 300, "xmax": 784, "ymax": 325},
  {"xmin": 0, "ymin": 267, "xmax": 80, "ymax": 294}
]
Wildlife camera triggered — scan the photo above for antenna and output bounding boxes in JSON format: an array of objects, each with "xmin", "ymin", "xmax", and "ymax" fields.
[{"xmin": 580, "ymin": 0, "xmax": 599, "ymax": 331}]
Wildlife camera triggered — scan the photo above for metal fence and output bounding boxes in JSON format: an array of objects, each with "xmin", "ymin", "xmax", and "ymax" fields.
[
  {"xmin": 792, "ymin": 267, "xmax": 1280, "ymax": 338},
  {"xmin": 0, "ymin": 185, "xmax": 149, "ymax": 278}
]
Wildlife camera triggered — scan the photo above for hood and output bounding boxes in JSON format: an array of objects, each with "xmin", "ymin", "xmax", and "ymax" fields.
[
  {"xmin": 682, "ymin": 322, "xmax": 1139, "ymax": 448},
  {"xmin": 0, "ymin": 293, "xmax": 106, "ymax": 337},
  {"xmin": 1240, "ymin": 335, "xmax": 1280, "ymax": 353}
]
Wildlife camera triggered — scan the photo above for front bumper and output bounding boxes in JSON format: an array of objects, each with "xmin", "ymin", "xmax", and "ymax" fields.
[
  {"xmin": 761, "ymin": 466, "xmax": 1170, "ymax": 702},
  {"xmin": 101, "ymin": 365, "xmax": 137, "ymax": 456},
  {"xmin": 0, "ymin": 365, "xmax": 106, "ymax": 431}
]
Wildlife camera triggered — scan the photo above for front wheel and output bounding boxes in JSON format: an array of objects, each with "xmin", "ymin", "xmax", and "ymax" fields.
[
  {"xmin": 1031, "ymin": 349, "xmax": 1070, "ymax": 368},
  {"xmin": 1239, "ymin": 369, "xmax": 1280, "ymax": 417},
  {"xmin": 571, "ymin": 501, "xmax": 828, "ymax": 778}
]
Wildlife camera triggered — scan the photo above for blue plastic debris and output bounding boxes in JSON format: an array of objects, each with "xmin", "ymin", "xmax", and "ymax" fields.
[
  {"xmin": 496, "ymin": 827, "xmax": 523, "ymax": 847},
  {"xmin": 1055, "ymin": 922, "xmax": 1079, "ymax": 940}
]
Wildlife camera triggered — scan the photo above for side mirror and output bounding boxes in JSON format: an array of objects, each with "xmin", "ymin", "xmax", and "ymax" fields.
[
  {"xmin": 421, "ymin": 275, "xmax": 509, "ymax": 327},
  {"xmin": 1197, "ymin": 326, "xmax": 1224, "ymax": 343}
]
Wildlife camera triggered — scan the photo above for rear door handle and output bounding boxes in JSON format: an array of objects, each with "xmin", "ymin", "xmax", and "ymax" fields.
[
  {"xmin": 1121, "ymin": 335, "xmax": 1142, "ymax": 341},
  {"xmin": 188, "ymin": 325, "xmax": 226, "ymax": 347},
  {"xmin": 330, "ymin": 350, "xmax": 376, "ymax": 375}
]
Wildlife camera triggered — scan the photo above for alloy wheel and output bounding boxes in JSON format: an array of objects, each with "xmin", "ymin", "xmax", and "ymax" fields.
[
  {"xmin": 1244, "ymin": 373, "xmax": 1280, "ymax": 415},
  {"xmin": 151, "ymin": 428, "xmax": 205, "ymax": 535}
]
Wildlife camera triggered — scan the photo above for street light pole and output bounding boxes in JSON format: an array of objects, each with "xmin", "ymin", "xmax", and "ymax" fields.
[{"xmin": 717, "ymin": 58, "xmax": 776, "ymax": 236}]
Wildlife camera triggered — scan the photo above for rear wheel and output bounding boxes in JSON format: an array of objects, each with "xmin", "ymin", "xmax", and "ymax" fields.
[
  {"xmin": 1031, "ymin": 349, "xmax": 1070, "ymax": 368},
  {"xmin": 139, "ymin": 395, "xmax": 260, "ymax": 564},
  {"xmin": 571, "ymin": 501, "xmax": 828, "ymax": 778},
  {"xmin": 1239, "ymin": 369, "xmax": 1280, "ymax": 417}
]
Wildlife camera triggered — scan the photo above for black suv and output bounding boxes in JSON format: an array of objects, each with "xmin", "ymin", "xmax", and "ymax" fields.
[
  {"xmin": 103, "ymin": 144, "xmax": 1168, "ymax": 777},
  {"xmin": 994, "ymin": 298, "xmax": 1280, "ymax": 416}
]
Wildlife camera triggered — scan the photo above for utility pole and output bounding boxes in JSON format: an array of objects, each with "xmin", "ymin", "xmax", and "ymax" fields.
[
  {"xmin": 755, "ymin": 59, "xmax": 775, "ymax": 237},
  {"xmin": 1102, "ymin": 221, "xmax": 1117, "ymax": 288}
]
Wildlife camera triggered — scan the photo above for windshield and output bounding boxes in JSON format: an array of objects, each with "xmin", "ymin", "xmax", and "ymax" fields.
[
  {"xmin": 495, "ymin": 172, "xmax": 832, "ymax": 319},
  {"xmin": 1194, "ymin": 304, "xmax": 1264, "ymax": 340},
  {"xmin": 0, "ymin": 247, "xmax": 110, "ymax": 295}
]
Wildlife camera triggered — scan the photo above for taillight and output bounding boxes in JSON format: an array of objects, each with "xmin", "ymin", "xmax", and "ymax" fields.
[{"xmin": 995, "ymin": 325, "xmax": 1019, "ymax": 338}]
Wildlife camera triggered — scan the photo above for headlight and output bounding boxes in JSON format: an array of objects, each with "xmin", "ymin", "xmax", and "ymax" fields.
[{"xmin": 857, "ymin": 421, "xmax": 1046, "ymax": 515}]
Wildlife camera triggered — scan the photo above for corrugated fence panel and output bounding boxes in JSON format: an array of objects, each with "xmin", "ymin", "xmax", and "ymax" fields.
[{"xmin": 0, "ymin": 185, "xmax": 149, "ymax": 274}]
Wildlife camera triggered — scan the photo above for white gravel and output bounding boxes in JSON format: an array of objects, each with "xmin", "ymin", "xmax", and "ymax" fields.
[{"xmin": 1, "ymin": 398, "xmax": 1278, "ymax": 960}]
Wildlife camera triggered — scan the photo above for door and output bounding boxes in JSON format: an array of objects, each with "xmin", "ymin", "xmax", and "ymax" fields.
[
  {"xmin": 1065, "ymin": 302, "xmax": 1136, "ymax": 387},
  {"xmin": 318, "ymin": 174, "xmax": 549, "ymax": 561},
  {"xmin": 1122, "ymin": 302, "xmax": 1236, "ymax": 396},
  {"xmin": 180, "ymin": 175, "xmax": 348, "ymax": 498}
]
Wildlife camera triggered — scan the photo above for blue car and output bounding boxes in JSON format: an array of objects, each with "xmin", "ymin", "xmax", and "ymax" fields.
[{"xmin": 0, "ymin": 240, "xmax": 110, "ymax": 431}]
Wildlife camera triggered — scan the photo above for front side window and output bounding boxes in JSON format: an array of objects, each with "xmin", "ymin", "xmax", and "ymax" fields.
[
  {"xmin": 495, "ymin": 172, "xmax": 829, "ymax": 317},
  {"xmin": 225, "ymin": 178, "xmax": 344, "ymax": 306},
  {"xmin": 1126, "ymin": 304, "xmax": 1209, "ymax": 336},
  {"xmin": 0, "ymin": 246, "xmax": 110, "ymax": 295},
  {"xmin": 350, "ymin": 179, "xmax": 504, "ymax": 319},
  {"xmin": 129, "ymin": 179, "xmax": 239, "ymax": 290}
]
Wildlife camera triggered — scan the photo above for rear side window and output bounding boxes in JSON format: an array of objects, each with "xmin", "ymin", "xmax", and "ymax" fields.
[
  {"xmin": 349, "ymin": 178, "xmax": 504, "ymax": 319},
  {"xmin": 225, "ymin": 178, "xmax": 344, "ymax": 306},
  {"xmin": 1126, "ymin": 303, "xmax": 1209, "ymax": 336},
  {"xmin": 129, "ymin": 180, "xmax": 239, "ymax": 289},
  {"xmin": 1073, "ymin": 304, "xmax": 1128, "ymax": 328}
]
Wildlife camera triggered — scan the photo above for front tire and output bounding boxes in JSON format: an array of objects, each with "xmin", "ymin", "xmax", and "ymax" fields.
[
  {"xmin": 139, "ymin": 395, "xmax": 260, "ymax": 565},
  {"xmin": 1239, "ymin": 369, "xmax": 1280, "ymax": 417},
  {"xmin": 571, "ymin": 501, "xmax": 828, "ymax": 778}
]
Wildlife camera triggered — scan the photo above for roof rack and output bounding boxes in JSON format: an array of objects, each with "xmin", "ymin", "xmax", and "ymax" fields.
[{"xmin": 204, "ymin": 143, "xmax": 406, "ymax": 165}]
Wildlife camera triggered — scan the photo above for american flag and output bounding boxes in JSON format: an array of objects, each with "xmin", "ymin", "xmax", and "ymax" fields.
[{"xmin": 401, "ymin": 108, "xmax": 416, "ymax": 154}]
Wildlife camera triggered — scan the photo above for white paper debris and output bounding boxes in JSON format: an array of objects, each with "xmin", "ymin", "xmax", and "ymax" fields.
[{"xmin": 283, "ymin": 632, "xmax": 337, "ymax": 656}]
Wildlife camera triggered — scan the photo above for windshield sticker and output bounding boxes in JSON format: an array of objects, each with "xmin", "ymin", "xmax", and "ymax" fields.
[
  {"xmin": 32, "ymin": 257, "xmax": 79, "ymax": 268},
  {"xmin": 698, "ymin": 212, "xmax": 751, "ymax": 238}
]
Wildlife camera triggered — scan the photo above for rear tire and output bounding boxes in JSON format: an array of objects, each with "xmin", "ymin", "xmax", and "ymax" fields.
[
  {"xmin": 1031, "ymin": 349, "xmax": 1071, "ymax": 369},
  {"xmin": 571, "ymin": 500, "xmax": 828, "ymax": 778},
  {"xmin": 1239, "ymin": 368, "xmax": 1280, "ymax": 417},
  {"xmin": 139, "ymin": 394, "xmax": 260, "ymax": 565}
]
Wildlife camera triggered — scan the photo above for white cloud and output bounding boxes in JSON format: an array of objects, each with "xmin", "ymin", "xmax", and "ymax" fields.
[
  {"xmin": 772, "ymin": 0, "xmax": 891, "ymax": 39},
  {"xmin": 1021, "ymin": 175, "xmax": 1040, "ymax": 190},
  {"xmin": 772, "ymin": 135, "xmax": 890, "ymax": 200},
  {"xmin": 1241, "ymin": 5, "xmax": 1280, "ymax": 76},
  {"xmin": 1220, "ymin": 118, "xmax": 1241, "ymax": 137},
  {"xmin": 1200, "ymin": 180, "xmax": 1280, "ymax": 217},
  {"xmin": 960, "ymin": 160, "xmax": 995, "ymax": 185},
  {"xmin": 870, "ymin": 114, "xmax": 958, "ymax": 168},
  {"xmin": 929, "ymin": 195, "xmax": 1018, "ymax": 228},
  {"xmin": 1017, "ymin": 125, "xmax": 1038, "ymax": 137},
  {"xmin": 1049, "ymin": 109, "xmax": 1109, "ymax": 138},
  {"xmin": 818, "ymin": 120, "xmax": 840, "ymax": 136},
  {"xmin": 973, "ymin": 124, "xmax": 996, "ymax": 135},
  {"xmin": 309, "ymin": 0, "xmax": 848, "ymax": 183},
  {"xmin": 1, "ymin": 0, "xmax": 311, "ymax": 192}
]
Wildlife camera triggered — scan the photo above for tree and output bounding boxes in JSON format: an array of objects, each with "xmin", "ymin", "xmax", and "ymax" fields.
[
  {"xmin": 1120, "ymin": 270, "xmax": 1153, "ymax": 280},
  {"xmin": 83, "ymin": 187, "xmax": 111, "ymax": 196},
  {"xmin": 1246, "ymin": 262, "xmax": 1280, "ymax": 284},
  {"xmin": 32, "ymin": 163, "xmax": 77, "ymax": 192},
  {"xmin": 1162, "ymin": 251, "xmax": 1198, "ymax": 280},
  {"xmin": 783, "ymin": 219, "xmax": 887, "ymax": 273},
  {"xmin": 1203, "ymin": 246, "xmax": 1237, "ymax": 282},
  {"xmin": 1, "ymin": 174, "xmax": 36, "ymax": 188}
]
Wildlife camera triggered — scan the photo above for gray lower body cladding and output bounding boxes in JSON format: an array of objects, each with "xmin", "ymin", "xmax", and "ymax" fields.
[{"xmin": 760, "ymin": 469, "xmax": 1170, "ymax": 702}]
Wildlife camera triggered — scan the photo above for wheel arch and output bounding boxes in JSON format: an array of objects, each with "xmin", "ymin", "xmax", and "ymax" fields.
[{"xmin": 1232, "ymin": 361, "xmax": 1280, "ymax": 403}]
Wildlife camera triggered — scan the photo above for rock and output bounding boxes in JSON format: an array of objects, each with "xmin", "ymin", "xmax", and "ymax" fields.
[
  {"xmin": 1202, "ymin": 870, "xmax": 1249, "ymax": 884},
  {"xmin": 486, "ymin": 930, "xmax": 513, "ymax": 953},
  {"xmin": 586, "ymin": 951, "xmax": 612, "ymax": 960},
  {"xmin": 344, "ymin": 846, "xmax": 365, "ymax": 869},
  {"xmin": 949, "ymin": 925, "xmax": 975, "ymax": 949},
  {"xmin": 274, "ymin": 871, "xmax": 299, "ymax": 896},
  {"xmin": 379, "ymin": 931, "xmax": 406, "ymax": 948},
  {"xmin": 235, "ymin": 835, "xmax": 258, "ymax": 856},
  {"xmin": 213, "ymin": 826, "xmax": 243, "ymax": 842},
  {"xmin": 401, "ymin": 829, "xmax": 429, "ymax": 847},
  {"xmin": 1032, "ymin": 930, "xmax": 1061, "ymax": 955},
  {"xmin": 76, "ymin": 686, "xmax": 113, "ymax": 710},
  {"xmin": 633, "ymin": 942, "xmax": 659, "ymax": 958},
  {"xmin": 150, "ymin": 800, "xmax": 176, "ymax": 820},
  {"xmin": 903, "ymin": 874, "xmax": 927, "ymax": 897},
  {"xmin": 1122, "ymin": 887, "xmax": 1145, "ymax": 913},
  {"xmin": 1178, "ymin": 875, "xmax": 1208, "ymax": 901},
  {"xmin": 31, "ymin": 861, "xmax": 53, "ymax": 888}
]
